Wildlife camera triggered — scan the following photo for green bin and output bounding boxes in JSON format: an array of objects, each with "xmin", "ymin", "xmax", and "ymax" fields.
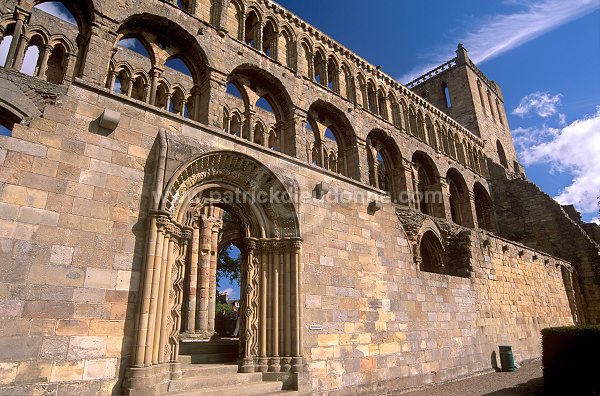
[{"xmin": 499, "ymin": 345, "xmax": 516, "ymax": 372}]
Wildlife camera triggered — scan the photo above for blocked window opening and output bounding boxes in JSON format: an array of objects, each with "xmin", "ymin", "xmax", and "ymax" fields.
[
  {"xmin": 327, "ymin": 58, "xmax": 339, "ymax": 93},
  {"xmin": 314, "ymin": 52, "xmax": 326, "ymax": 86},
  {"xmin": 474, "ymin": 183, "xmax": 495, "ymax": 232},
  {"xmin": 45, "ymin": 44, "xmax": 67, "ymax": 84},
  {"xmin": 130, "ymin": 76, "xmax": 146, "ymax": 101}
]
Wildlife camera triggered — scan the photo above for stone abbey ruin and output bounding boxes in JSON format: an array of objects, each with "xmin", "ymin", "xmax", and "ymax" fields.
[{"xmin": 0, "ymin": 0, "xmax": 599, "ymax": 394}]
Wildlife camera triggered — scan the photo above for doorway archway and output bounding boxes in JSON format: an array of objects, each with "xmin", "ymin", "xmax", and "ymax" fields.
[{"xmin": 130, "ymin": 150, "xmax": 305, "ymax": 387}]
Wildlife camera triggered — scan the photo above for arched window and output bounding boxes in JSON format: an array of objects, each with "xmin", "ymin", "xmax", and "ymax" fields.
[
  {"xmin": 155, "ymin": 83, "xmax": 169, "ymax": 109},
  {"xmin": 487, "ymin": 90, "xmax": 496, "ymax": 121},
  {"xmin": 496, "ymin": 98, "xmax": 504, "ymax": 126},
  {"xmin": 474, "ymin": 183, "xmax": 496, "ymax": 232},
  {"xmin": 226, "ymin": 0, "xmax": 242, "ymax": 40},
  {"xmin": 0, "ymin": 34, "xmax": 13, "ymax": 67},
  {"xmin": 314, "ymin": 51, "xmax": 326, "ymax": 86},
  {"xmin": 0, "ymin": 107, "xmax": 19, "ymax": 137},
  {"xmin": 367, "ymin": 82, "xmax": 377, "ymax": 114},
  {"xmin": 210, "ymin": 0, "xmax": 222, "ymax": 26},
  {"xmin": 327, "ymin": 57, "xmax": 339, "ymax": 93},
  {"xmin": 113, "ymin": 69, "xmax": 129, "ymax": 95},
  {"xmin": 299, "ymin": 42, "xmax": 312, "ymax": 79},
  {"xmin": 20, "ymin": 35, "xmax": 43, "ymax": 76},
  {"xmin": 446, "ymin": 169, "xmax": 474, "ymax": 227},
  {"xmin": 367, "ymin": 129, "xmax": 406, "ymax": 203},
  {"xmin": 280, "ymin": 29, "xmax": 294, "ymax": 69},
  {"xmin": 456, "ymin": 140, "xmax": 466, "ymax": 166},
  {"xmin": 419, "ymin": 231, "xmax": 444, "ymax": 274},
  {"xmin": 390, "ymin": 95, "xmax": 401, "ymax": 128},
  {"xmin": 244, "ymin": 11, "xmax": 260, "ymax": 49},
  {"xmin": 440, "ymin": 127, "xmax": 449, "ymax": 155},
  {"xmin": 477, "ymin": 79, "xmax": 486, "ymax": 112},
  {"xmin": 377, "ymin": 89, "xmax": 388, "ymax": 120},
  {"xmin": 442, "ymin": 82, "xmax": 451, "ymax": 108},
  {"xmin": 307, "ymin": 101, "xmax": 358, "ymax": 178},
  {"xmin": 408, "ymin": 107, "xmax": 418, "ymax": 137},
  {"xmin": 170, "ymin": 88, "xmax": 185, "ymax": 116},
  {"xmin": 253, "ymin": 122, "xmax": 264, "ymax": 146},
  {"xmin": 413, "ymin": 152, "xmax": 444, "ymax": 218},
  {"xmin": 45, "ymin": 43, "xmax": 68, "ymax": 84},
  {"xmin": 262, "ymin": 20, "xmax": 277, "ymax": 58},
  {"xmin": 427, "ymin": 121, "xmax": 438, "ymax": 150},
  {"xmin": 222, "ymin": 107, "xmax": 230, "ymax": 133},
  {"xmin": 447, "ymin": 132, "xmax": 457, "ymax": 159},
  {"xmin": 130, "ymin": 75, "xmax": 147, "ymax": 101},
  {"xmin": 496, "ymin": 140, "xmax": 508, "ymax": 167},
  {"xmin": 230, "ymin": 113, "xmax": 242, "ymax": 137},
  {"xmin": 268, "ymin": 129, "xmax": 279, "ymax": 151},
  {"xmin": 416, "ymin": 112, "xmax": 426, "ymax": 141}
]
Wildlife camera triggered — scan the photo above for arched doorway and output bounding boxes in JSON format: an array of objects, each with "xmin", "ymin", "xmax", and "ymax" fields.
[{"xmin": 129, "ymin": 150, "xmax": 305, "ymax": 393}]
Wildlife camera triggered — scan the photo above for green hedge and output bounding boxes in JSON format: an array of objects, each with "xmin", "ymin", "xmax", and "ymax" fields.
[{"xmin": 541, "ymin": 325, "xmax": 600, "ymax": 395}]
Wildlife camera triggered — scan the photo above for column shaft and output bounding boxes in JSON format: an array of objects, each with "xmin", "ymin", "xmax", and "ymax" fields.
[{"xmin": 186, "ymin": 226, "xmax": 200, "ymax": 333}]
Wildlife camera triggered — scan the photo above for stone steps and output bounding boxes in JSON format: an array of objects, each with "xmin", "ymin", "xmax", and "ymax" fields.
[
  {"xmin": 178, "ymin": 352, "xmax": 238, "ymax": 364},
  {"xmin": 164, "ymin": 363, "xmax": 293, "ymax": 395}
]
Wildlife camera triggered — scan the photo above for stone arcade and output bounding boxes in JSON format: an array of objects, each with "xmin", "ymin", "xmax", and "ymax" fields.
[{"xmin": 0, "ymin": 0, "xmax": 599, "ymax": 395}]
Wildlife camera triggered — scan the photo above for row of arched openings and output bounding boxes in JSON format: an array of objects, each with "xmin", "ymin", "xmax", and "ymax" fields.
[{"xmin": 0, "ymin": 2, "xmax": 77, "ymax": 84}]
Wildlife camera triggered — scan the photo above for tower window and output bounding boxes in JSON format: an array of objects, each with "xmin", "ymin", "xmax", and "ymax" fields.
[{"xmin": 442, "ymin": 82, "xmax": 451, "ymax": 108}]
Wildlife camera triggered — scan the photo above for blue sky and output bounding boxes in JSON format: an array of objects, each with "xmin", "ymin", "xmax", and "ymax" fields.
[{"xmin": 277, "ymin": 0, "xmax": 600, "ymax": 223}]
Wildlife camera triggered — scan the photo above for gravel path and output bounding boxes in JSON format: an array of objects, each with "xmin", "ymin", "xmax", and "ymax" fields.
[{"xmin": 396, "ymin": 360, "xmax": 544, "ymax": 396}]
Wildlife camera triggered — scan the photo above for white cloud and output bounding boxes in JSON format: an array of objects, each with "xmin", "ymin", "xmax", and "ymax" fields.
[
  {"xmin": 400, "ymin": 0, "xmax": 600, "ymax": 83},
  {"xmin": 35, "ymin": 2, "xmax": 77, "ymax": 25},
  {"xmin": 117, "ymin": 38, "xmax": 139, "ymax": 50},
  {"xmin": 518, "ymin": 107, "xmax": 600, "ymax": 215},
  {"xmin": 513, "ymin": 92, "xmax": 562, "ymax": 118},
  {"xmin": 219, "ymin": 288, "xmax": 234, "ymax": 296},
  {"xmin": 592, "ymin": 217, "xmax": 600, "ymax": 225}
]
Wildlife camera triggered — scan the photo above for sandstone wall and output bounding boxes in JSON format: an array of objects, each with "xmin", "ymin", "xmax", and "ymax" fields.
[{"xmin": 0, "ymin": 82, "xmax": 574, "ymax": 394}]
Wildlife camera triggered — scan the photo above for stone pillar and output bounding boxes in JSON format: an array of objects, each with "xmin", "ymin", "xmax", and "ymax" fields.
[
  {"xmin": 206, "ymin": 212, "xmax": 223, "ymax": 337},
  {"xmin": 289, "ymin": 107, "xmax": 308, "ymax": 162},
  {"xmin": 258, "ymin": 247, "xmax": 268, "ymax": 372},
  {"xmin": 401, "ymin": 159, "xmax": 416, "ymax": 208},
  {"xmin": 148, "ymin": 67, "xmax": 162, "ymax": 106},
  {"xmin": 291, "ymin": 239, "xmax": 304, "ymax": 372},
  {"xmin": 186, "ymin": 222, "xmax": 200, "ymax": 334},
  {"xmin": 12, "ymin": 35, "xmax": 29, "ymax": 72},
  {"xmin": 354, "ymin": 138, "xmax": 369, "ymax": 182},
  {"xmin": 467, "ymin": 191, "xmax": 478, "ymax": 229},
  {"xmin": 196, "ymin": 213, "xmax": 212, "ymax": 337},
  {"xmin": 245, "ymin": 108, "xmax": 256, "ymax": 142},
  {"xmin": 438, "ymin": 177, "xmax": 451, "ymax": 221},
  {"xmin": 200, "ymin": 69, "xmax": 228, "ymax": 127},
  {"xmin": 80, "ymin": 24, "xmax": 118, "ymax": 86},
  {"xmin": 125, "ymin": 77, "xmax": 134, "ymax": 97},
  {"xmin": 268, "ymin": 247, "xmax": 280, "ymax": 372},
  {"xmin": 5, "ymin": 7, "xmax": 29, "ymax": 69},
  {"xmin": 36, "ymin": 44, "xmax": 52, "ymax": 79}
]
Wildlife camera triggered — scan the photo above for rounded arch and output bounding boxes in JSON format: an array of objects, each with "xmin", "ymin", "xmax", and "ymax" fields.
[
  {"xmin": 417, "ymin": 226, "xmax": 444, "ymax": 274},
  {"xmin": 307, "ymin": 99, "xmax": 359, "ymax": 179},
  {"xmin": 412, "ymin": 151, "xmax": 444, "ymax": 218},
  {"xmin": 227, "ymin": 64, "xmax": 295, "ymax": 155},
  {"xmin": 32, "ymin": 0, "xmax": 96, "ymax": 34},
  {"xmin": 473, "ymin": 182, "xmax": 497, "ymax": 232},
  {"xmin": 446, "ymin": 168, "xmax": 474, "ymax": 228},
  {"xmin": 366, "ymin": 129, "xmax": 406, "ymax": 203},
  {"xmin": 162, "ymin": 151, "xmax": 300, "ymax": 238}
]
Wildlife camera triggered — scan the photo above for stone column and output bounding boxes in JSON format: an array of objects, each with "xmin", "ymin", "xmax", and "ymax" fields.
[
  {"xmin": 258, "ymin": 247, "xmax": 269, "ymax": 372},
  {"xmin": 5, "ymin": 7, "xmax": 29, "ymax": 69},
  {"xmin": 439, "ymin": 177, "xmax": 451, "ymax": 221},
  {"xmin": 291, "ymin": 239, "xmax": 304, "ymax": 372},
  {"xmin": 467, "ymin": 191, "xmax": 478, "ymax": 229},
  {"xmin": 36, "ymin": 45, "xmax": 52, "ymax": 79},
  {"xmin": 11, "ymin": 35, "xmax": 29, "ymax": 72},
  {"xmin": 268, "ymin": 246, "xmax": 280, "ymax": 372},
  {"xmin": 401, "ymin": 159, "xmax": 416, "ymax": 208},
  {"xmin": 196, "ymin": 212, "xmax": 212, "ymax": 337},
  {"xmin": 240, "ymin": 239, "xmax": 258, "ymax": 373},
  {"xmin": 206, "ymin": 212, "xmax": 223, "ymax": 337},
  {"xmin": 289, "ymin": 107, "xmax": 308, "ymax": 162},
  {"xmin": 186, "ymin": 222, "xmax": 200, "ymax": 334},
  {"xmin": 200, "ymin": 70, "xmax": 228, "ymax": 127},
  {"xmin": 148, "ymin": 67, "xmax": 162, "ymax": 106},
  {"xmin": 353, "ymin": 138, "xmax": 369, "ymax": 182},
  {"xmin": 245, "ymin": 108, "xmax": 256, "ymax": 142}
]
